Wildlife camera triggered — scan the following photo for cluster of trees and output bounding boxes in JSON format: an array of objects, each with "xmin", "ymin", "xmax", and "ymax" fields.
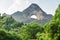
[
  {"xmin": 0, "ymin": 4, "xmax": 60, "ymax": 40},
  {"xmin": 0, "ymin": 29, "xmax": 22, "ymax": 40},
  {"xmin": 0, "ymin": 16, "xmax": 24, "ymax": 31}
]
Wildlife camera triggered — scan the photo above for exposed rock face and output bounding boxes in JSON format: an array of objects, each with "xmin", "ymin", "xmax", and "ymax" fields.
[
  {"xmin": 35, "ymin": 11, "xmax": 44, "ymax": 20},
  {"xmin": 11, "ymin": 3, "xmax": 53, "ymax": 25}
]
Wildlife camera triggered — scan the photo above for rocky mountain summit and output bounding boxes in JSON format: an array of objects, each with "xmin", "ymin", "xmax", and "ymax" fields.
[{"xmin": 2, "ymin": 3, "xmax": 53, "ymax": 25}]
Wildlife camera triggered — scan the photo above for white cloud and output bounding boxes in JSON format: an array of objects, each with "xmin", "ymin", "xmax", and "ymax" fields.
[
  {"xmin": 0, "ymin": 0, "xmax": 14, "ymax": 14},
  {"xmin": 5, "ymin": 0, "xmax": 32, "ymax": 15}
]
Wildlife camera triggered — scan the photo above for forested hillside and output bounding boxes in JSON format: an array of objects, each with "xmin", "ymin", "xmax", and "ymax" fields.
[{"xmin": 0, "ymin": 4, "xmax": 60, "ymax": 40}]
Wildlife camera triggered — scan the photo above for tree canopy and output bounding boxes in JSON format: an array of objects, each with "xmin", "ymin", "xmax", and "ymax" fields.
[{"xmin": 0, "ymin": 4, "xmax": 60, "ymax": 40}]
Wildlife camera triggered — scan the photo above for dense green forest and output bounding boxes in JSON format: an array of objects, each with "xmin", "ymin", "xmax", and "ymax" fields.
[{"xmin": 0, "ymin": 5, "xmax": 60, "ymax": 40}]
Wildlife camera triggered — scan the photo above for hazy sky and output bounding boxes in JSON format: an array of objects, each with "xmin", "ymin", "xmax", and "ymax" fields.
[{"xmin": 0, "ymin": 0, "xmax": 60, "ymax": 15}]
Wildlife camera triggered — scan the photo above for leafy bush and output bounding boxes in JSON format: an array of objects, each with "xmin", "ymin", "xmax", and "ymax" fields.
[{"xmin": 0, "ymin": 29, "xmax": 22, "ymax": 40}]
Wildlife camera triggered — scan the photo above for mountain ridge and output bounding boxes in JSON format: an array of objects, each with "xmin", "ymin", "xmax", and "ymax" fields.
[{"xmin": 2, "ymin": 3, "xmax": 53, "ymax": 25}]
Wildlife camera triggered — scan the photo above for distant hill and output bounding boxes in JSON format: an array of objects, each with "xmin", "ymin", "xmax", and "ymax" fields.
[
  {"xmin": 3, "ymin": 3, "xmax": 53, "ymax": 25},
  {"xmin": 2, "ymin": 13, "xmax": 10, "ymax": 17}
]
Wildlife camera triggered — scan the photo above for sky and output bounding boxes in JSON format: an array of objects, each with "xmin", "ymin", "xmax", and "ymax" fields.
[{"xmin": 0, "ymin": 0, "xmax": 60, "ymax": 15}]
